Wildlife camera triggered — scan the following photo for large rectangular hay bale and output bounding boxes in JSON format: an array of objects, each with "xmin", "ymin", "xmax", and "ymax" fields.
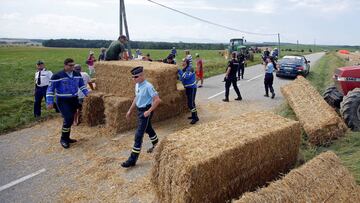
[
  {"xmin": 281, "ymin": 76, "xmax": 347, "ymax": 145},
  {"xmin": 103, "ymin": 89, "xmax": 187, "ymax": 134},
  {"xmin": 82, "ymin": 92, "xmax": 106, "ymax": 126},
  {"xmin": 103, "ymin": 95, "xmax": 135, "ymax": 133},
  {"xmin": 95, "ymin": 61, "xmax": 178, "ymax": 98},
  {"xmin": 151, "ymin": 112, "xmax": 301, "ymax": 203},
  {"xmin": 235, "ymin": 151, "xmax": 360, "ymax": 203}
]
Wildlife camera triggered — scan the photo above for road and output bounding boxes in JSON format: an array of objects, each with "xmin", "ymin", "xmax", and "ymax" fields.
[{"xmin": 0, "ymin": 52, "xmax": 324, "ymax": 202}]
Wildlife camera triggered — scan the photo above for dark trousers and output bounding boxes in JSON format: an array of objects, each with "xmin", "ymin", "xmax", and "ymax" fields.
[
  {"xmin": 34, "ymin": 86, "xmax": 48, "ymax": 117},
  {"xmin": 57, "ymin": 97, "xmax": 78, "ymax": 141},
  {"xmin": 238, "ymin": 64, "xmax": 245, "ymax": 79},
  {"xmin": 264, "ymin": 73, "xmax": 274, "ymax": 95},
  {"xmin": 185, "ymin": 87, "xmax": 198, "ymax": 115},
  {"xmin": 129, "ymin": 105, "xmax": 158, "ymax": 162},
  {"xmin": 225, "ymin": 78, "xmax": 241, "ymax": 99}
]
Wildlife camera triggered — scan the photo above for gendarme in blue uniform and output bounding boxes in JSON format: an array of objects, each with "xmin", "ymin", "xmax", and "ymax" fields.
[
  {"xmin": 46, "ymin": 70, "xmax": 88, "ymax": 146},
  {"xmin": 178, "ymin": 65, "xmax": 199, "ymax": 124},
  {"xmin": 125, "ymin": 79, "xmax": 159, "ymax": 165}
]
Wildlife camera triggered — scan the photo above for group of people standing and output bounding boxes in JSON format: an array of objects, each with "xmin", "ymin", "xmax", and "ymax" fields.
[
  {"xmin": 33, "ymin": 34, "xmax": 279, "ymax": 168},
  {"xmin": 222, "ymin": 50, "xmax": 277, "ymax": 102}
]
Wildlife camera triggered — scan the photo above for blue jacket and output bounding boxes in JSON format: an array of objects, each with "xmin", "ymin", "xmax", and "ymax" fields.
[
  {"xmin": 46, "ymin": 70, "xmax": 88, "ymax": 105},
  {"xmin": 178, "ymin": 66, "xmax": 197, "ymax": 88}
]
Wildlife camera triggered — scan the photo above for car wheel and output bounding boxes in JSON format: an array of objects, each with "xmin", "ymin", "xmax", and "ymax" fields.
[
  {"xmin": 340, "ymin": 88, "xmax": 360, "ymax": 131},
  {"xmin": 323, "ymin": 85, "xmax": 343, "ymax": 108}
]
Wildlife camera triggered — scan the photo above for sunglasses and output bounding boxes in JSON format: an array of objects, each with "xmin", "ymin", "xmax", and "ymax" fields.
[
  {"xmin": 132, "ymin": 75, "xmax": 139, "ymax": 79},
  {"xmin": 68, "ymin": 64, "xmax": 75, "ymax": 67}
]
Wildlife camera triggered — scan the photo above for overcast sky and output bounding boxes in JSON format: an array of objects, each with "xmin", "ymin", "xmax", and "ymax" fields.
[{"xmin": 0, "ymin": 0, "xmax": 359, "ymax": 45}]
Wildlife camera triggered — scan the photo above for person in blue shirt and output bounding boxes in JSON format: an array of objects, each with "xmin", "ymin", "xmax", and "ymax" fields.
[
  {"xmin": 122, "ymin": 66, "xmax": 162, "ymax": 168},
  {"xmin": 264, "ymin": 56, "xmax": 277, "ymax": 99},
  {"xmin": 171, "ymin": 47, "xmax": 177, "ymax": 57},
  {"xmin": 178, "ymin": 59, "xmax": 199, "ymax": 125},
  {"xmin": 46, "ymin": 58, "xmax": 88, "ymax": 149}
]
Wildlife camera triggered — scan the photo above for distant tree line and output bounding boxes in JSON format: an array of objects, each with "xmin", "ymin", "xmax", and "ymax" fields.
[{"xmin": 42, "ymin": 39, "xmax": 227, "ymax": 50}]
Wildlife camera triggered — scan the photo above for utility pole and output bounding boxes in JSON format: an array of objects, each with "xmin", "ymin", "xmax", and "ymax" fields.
[
  {"xmin": 297, "ymin": 40, "xmax": 299, "ymax": 52},
  {"xmin": 278, "ymin": 33, "xmax": 281, "ymax": 57},
  {"xmin": 119, "ymin": 0, "xmax": 132, "ymax": 59},
  {"xmin": 314, "ymin": 38, "xmax": 316, "ymax": 53}
]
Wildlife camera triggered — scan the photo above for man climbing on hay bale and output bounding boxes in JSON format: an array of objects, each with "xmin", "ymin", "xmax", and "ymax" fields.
[
  {"xmin": 121, "ymin": 66, "xmax": 161, "ymax": 168},
  {"xmin": 178, "ymin": 58, "xmax": 199, "ymax": 125},
  {"xmin": 105, "ymin": 35, "xmax": 127, "ymax": 61}
]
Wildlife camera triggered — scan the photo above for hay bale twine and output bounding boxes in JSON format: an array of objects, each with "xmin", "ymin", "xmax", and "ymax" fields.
[
  {"xmin": 151, "ymin": 111, "xmax": 301, "ymax": 203},
  {"xmin": 235, "ymin": 151, "xmax": 360, "ymax": 203},
  {"xmin": 281, "ymin": 76, "xmax": 347, "ymax": 145}
]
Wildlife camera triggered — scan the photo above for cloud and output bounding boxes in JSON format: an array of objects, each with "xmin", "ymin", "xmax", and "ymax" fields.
[
  {"xmin": 287, "ymin": 0, "xmax": 354, "ymax": 12},
  {"xmin": 63, "ymin": 0, "xmax": 100, "ymax": 8},
  {"xmin": 0, "ymin": 13, "xmax": 21, "ymax": 20}
]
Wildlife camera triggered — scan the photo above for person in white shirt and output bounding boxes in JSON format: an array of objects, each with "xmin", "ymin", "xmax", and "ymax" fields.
[
  {"xmin": 73, "ymin": 64, "xmax": 94, "ymax": 125},
  {"xmin": 34, "ymin": 60, "xmax": 53, "ymax": 117}
]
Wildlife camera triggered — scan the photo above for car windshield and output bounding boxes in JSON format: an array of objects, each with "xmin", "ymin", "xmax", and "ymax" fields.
[{"xmin": 281, "ymin": 58, "xmax": 302, "ymax": 64}]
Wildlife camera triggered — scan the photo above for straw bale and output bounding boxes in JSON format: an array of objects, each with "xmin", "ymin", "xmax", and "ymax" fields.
[
  {"xmin": 103, "ymin": 95, "xmax": 135, "ymax": 133},
  {"xmin": 281, "ymin": 76, "xmax": 347, "ymax": 145},
  {"xmin": 235, "ymin": 151, "xmax": 360, "ymax": 203},
  {"xmin": 82, "ymin": 92, "xmax": 106, "ymax": 126},
  {"xmin": 95, "ymin": 61, "xmax": 178, "ymax": 97},
  {"xmin": 152, "ymin": 88, "xmax": 187, "ymax": 122},
  {"xmin": 151, "ymin": 112, "xmax": 301, "ymax": 203}
]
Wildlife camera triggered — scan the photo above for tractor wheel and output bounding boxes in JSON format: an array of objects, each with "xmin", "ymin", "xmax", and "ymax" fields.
[
  {"xmin": 323, "ymin": 85, "xmax": 343, "ymax": 108},
  {"xmin": 340, "ymin": 88, "xmax": 360, "ymax": 131}
]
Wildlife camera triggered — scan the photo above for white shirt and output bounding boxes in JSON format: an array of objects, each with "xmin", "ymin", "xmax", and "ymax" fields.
[
  {"xmin": 78, "ymin": 72, "xmax": 91, "ymax": 99},
  {"xmin": 34, "ymin": 68, "xmax": 53, "ymax": 87}
]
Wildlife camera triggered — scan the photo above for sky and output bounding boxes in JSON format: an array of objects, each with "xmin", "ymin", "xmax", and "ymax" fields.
[{"xmin": 0, "ymin": 0, "xmax": 359, "ymax": 45}]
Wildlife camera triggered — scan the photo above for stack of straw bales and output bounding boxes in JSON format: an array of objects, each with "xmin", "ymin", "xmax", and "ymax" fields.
[
  {"xmin": 281, "ymin": 76, "xmax": 347, "ymax": 145},
  {"xmin": 151, "ymin": 112, "xmax": 301, "ymax": 203},
  {"xmin": 235, "ymin": 151, "xmax": 360, "ymax": 203},
  {"xmin": 82, "ymin": 61, "xmax": 187, "ymax": 133}
]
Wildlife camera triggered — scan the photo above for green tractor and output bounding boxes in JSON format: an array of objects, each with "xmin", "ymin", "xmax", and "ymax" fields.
[{"xmin": 226, "ymin": 38, "xmax": 254, "ymax": 62}]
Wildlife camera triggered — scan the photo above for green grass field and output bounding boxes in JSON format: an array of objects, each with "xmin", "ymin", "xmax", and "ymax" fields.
[
  {"xmin": 0, "ymin": 46, "xmax": 312, "ymax": 134},
  {"xmin": 277, "ymin": 52, "xmax": 360, "ymax": 184}
]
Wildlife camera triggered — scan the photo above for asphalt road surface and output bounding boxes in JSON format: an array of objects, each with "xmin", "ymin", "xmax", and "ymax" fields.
[{"xmin": 0, "ymin": 52, "xmax": 324, "ymax": 202}]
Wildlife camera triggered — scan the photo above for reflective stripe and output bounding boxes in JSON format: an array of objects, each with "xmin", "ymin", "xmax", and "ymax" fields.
[
  {"xmin": 150, "ymin": 135, "xmax": 158, "ymax": 141},
  {"xmin": 132, "ymin": 149, "xmax": 141, "ymax": 154},
  {"xmin": 74, "ymin": 76, "xmax": 82, "ymax": 79},
  {"xmin": 133, "ymin": 147, "xmax": 141, "ymax": 151},
  {"xmin": 62, "ymin": 128, "xmax": 70, "ymax": 132},
  {"xmin": 50, "ymin": 78, "xmax": 66, "ymax": 82},
  {"xmin": 46, "ymin": 94, "xmax": 54, "ymax": 97},
  {"xmin": 191, "ymin": 108, "xmax": 197, "ymax": 113},
  {"xmin": 55, "ymin": 93, "xmax": 75, "ymax": 96},
  {"xmin": 79, "ymin": 86, "xmax": 86, "ymax": 90},
  {"xmin": 184, "ymin": 82, "xmax": 196, "ymax": 87}
]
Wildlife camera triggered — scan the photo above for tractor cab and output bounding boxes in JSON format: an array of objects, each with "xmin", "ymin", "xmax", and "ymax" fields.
[
  {"xmin": 227, "ymin": 38, "xmax": 254, "ymax": 62},
  {"xmin": 333, "ymin": 66, "xmax": 360, "ymax": 95}
]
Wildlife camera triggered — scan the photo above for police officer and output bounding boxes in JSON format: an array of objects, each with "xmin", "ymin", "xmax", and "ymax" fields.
[
  {"xmin": 223, "ymin": 52, "xmax": 242, "ymax": 102},
  {"xmin": 122, "ymin": 66, "xmax": 161, "ymax": 168},
  {"xmin": 46, "ymin": 58, "xmax": 88, "ymax": 149},
  {"xmin": 237, "ymin": 52, "xmax": 246, "ymax": 80},
  {"xmin": 178, "ymin": 59, "xmax": 199, "ymax": 125},
  {"xmin": 34, "ymin": 60, "xmax": 53, "ymax": 118}
]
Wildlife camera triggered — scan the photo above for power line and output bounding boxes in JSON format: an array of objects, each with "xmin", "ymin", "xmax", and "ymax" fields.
[{"xmin": 147, "ymin": 0, "xmax": 278, "ymax": 36}]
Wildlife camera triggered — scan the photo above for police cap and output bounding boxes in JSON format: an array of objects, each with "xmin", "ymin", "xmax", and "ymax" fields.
[{"xmin": 130, "ymin": 66, "xmax": 143, "ymax": 75}]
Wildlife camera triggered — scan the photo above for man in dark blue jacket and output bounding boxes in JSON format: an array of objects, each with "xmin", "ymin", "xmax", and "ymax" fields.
[
  {"xmin": 46, "ymin": 58, "xmax": 88, "ymax": 149},
  {"xmin": 178, "ymin": 59, "xmax": 199, "ymax": 124}
]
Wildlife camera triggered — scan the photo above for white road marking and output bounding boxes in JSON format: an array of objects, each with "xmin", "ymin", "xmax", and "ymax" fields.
[
  {"xmin": 246, "ymin": 74, "xmax": 263, "ymax": 82},
  {"xmin": 208, "ymin": 90, "xmax": 226, "ymax": 100},
  {"xmin": 0, "ymin": 168, "xmax": 46, "ymax": 192},
  {"xmin": 207, "ymin": 74, "xmax": 263, "ymax": 100}
]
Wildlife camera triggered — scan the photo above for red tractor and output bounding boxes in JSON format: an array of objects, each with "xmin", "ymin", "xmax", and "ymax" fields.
[{"xmin": 323, "ymin": 65, "xmax": 360, "ymax": 131}]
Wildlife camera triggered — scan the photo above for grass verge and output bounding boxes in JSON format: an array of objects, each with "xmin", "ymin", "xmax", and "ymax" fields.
[{"xmin": 276, "ymin": 52, "xmax": 360, "ymax": 184}]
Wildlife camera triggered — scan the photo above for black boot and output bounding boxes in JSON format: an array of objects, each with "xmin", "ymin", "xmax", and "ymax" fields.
[
  {"xmin": 121, "ymin": 152, "xmax": 138, "ymax": 168},
  {"xmin": 271, "ymin": 92, "xmax": 275, "ymax": 99},
  {"xmin": 60, "ymin": 131, "xmax": 70, "ymax": 149},
  {"xmin": 190, "ymin": 112, "xmax": 199, "ymax": 125},
  {"xmin": 222, "ymin": 98, "xmax": 229, "ymax": 102}
]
